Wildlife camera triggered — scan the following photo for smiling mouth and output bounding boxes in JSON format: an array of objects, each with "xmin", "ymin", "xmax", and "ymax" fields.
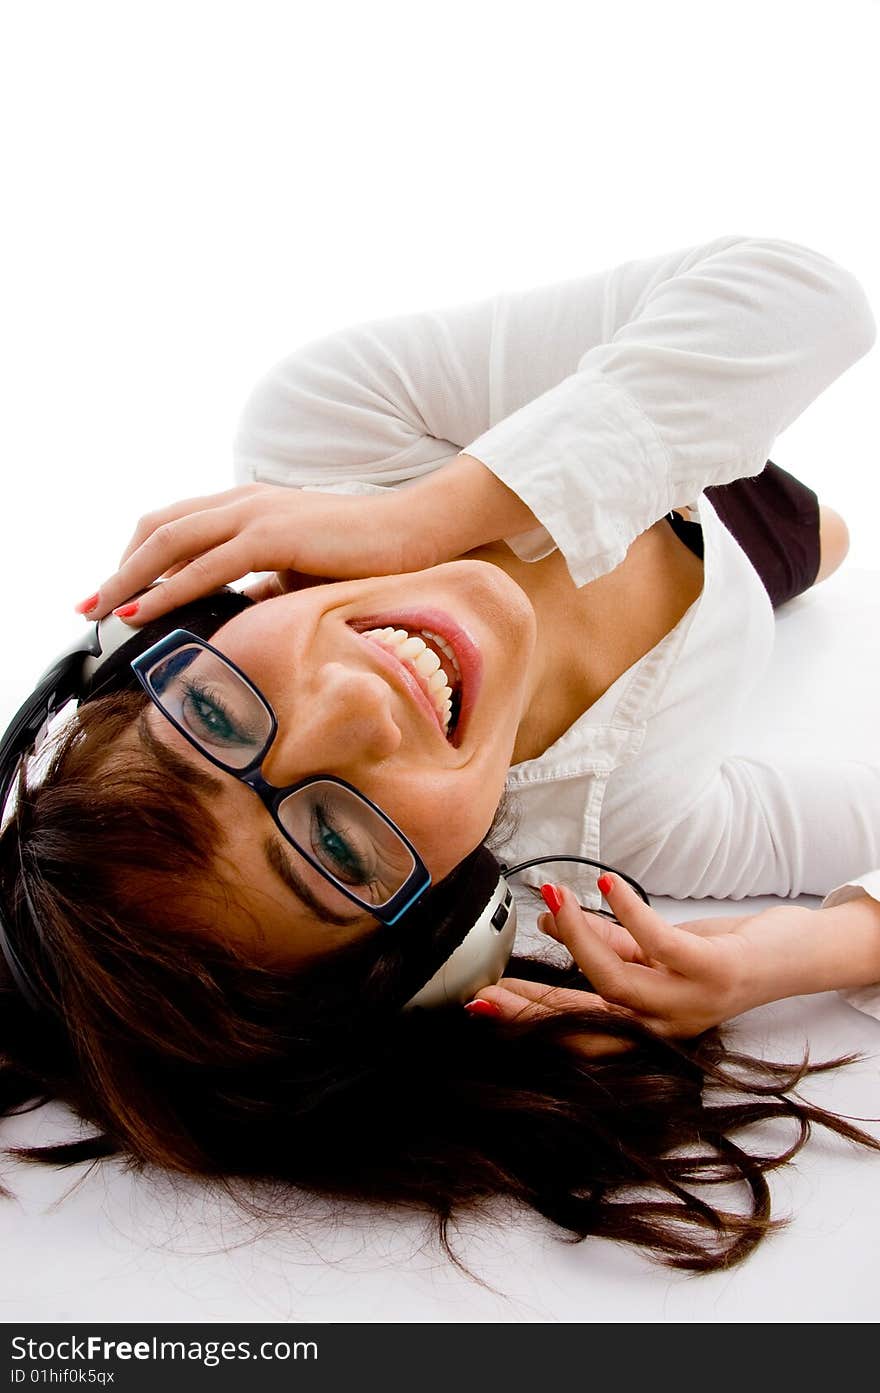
[
  {"xmin": 347, "ymin": 617, "xmax": 467, "ymax": 743},
  {"xmin": 347, "ymin": 606, "xmax": 482, "ymax": 749}
]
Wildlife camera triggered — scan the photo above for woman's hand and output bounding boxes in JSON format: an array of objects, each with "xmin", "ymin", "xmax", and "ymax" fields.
[
  {"xmin": 471, "ymin": 900, "xmax": 659, "ymax": 1057},
  {"xmin": 75, "ymin": 453, "xmax": 544, "ymax": 628},
  {"xmin": 74, "ymin": 482, "xmax": 438, "ymax": 628},
  {"xmin": 473, "ymin": 877, "xmax": 812, "ymax": 1051}
]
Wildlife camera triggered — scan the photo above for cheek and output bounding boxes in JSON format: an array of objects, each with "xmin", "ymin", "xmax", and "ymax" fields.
[{"xmin": 390, "ymin": 769, "xmax": 507, "ymax": 885}]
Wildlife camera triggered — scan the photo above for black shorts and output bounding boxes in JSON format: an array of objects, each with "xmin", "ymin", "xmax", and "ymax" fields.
[{"xmin": 665, "ymin": 460, "xmax": 822, "ymax": 610}]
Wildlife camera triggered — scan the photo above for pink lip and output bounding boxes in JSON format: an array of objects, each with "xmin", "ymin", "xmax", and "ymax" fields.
[{"xmin": 347, "ymin": 608, "xmax": 482, "ymax": 749}]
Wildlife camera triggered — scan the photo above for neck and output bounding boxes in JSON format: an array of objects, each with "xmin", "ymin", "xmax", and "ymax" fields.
[
  {"xmin": 455, "ymin": 540, "xmax": 605, "ymax": 764},
  {"xmin": 457, "ymin": 519, "xmax": 705, "ymax": 765}
]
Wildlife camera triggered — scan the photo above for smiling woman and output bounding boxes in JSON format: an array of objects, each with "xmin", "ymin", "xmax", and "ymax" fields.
[{"xmin": 2, "ymin": 234, "xmax": 880, "ymax": 1277}]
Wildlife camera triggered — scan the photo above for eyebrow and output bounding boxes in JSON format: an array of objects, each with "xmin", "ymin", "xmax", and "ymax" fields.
[
  {"xmin": 136, "ymin": 709, "xmax": 370, "ymax": 928},
  {"xmin": 261, "ymin": 835, "xmax": 370, "ymax": 927}
]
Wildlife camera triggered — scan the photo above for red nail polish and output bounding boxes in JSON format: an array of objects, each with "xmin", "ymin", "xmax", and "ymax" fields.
[
  {"xmin": 74, "ymin": 593, "xmax": 100, "ymax": 615},
  {"xmin": 597, "ymin": 874, "xmax": 614, "ymax": 896},
  {"xmin": 113, "ymin": 602, "xmax": 140, "ymax": 618},
  {"xmin": 464, "ymin": 998, "xmax": 502, "ymax": 1018},
  {"xmin": 540, "ymin": 883, "xmax": 563, "ymax": 915}
]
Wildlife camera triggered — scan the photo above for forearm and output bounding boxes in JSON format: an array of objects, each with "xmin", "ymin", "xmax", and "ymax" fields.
[
  {"xmin": 748, "ymin": 897, "xmax": 880, "ymax": 1005},
  {"xmin": 387, "ymin": 452, "xmax": 542, "ymax": 566}
]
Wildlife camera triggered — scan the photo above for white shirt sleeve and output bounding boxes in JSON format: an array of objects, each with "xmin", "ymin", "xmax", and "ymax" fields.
[
  {"xmin": 622, "ymin": 755, "xmax": 880, "ymax": 901},
  {"xmin": 233, "ymin": 234, "xmax": 876, "ymax": 587}
]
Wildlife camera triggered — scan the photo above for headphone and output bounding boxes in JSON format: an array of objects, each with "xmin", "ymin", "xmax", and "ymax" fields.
[{"xmin": 0, "ymin": 585, "xmax": 651, "ymax": 1022}]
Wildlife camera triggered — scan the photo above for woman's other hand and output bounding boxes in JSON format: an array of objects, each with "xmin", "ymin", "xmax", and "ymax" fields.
[
  {"xmin": 73, "ymin": 481, "xmax": 437, "ymax": 627},
  {"xmin": 473, "ymin": 877, "xmax": 810, "ymax": 1047}
]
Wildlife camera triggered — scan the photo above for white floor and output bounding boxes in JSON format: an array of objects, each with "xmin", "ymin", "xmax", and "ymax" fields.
[{"xmin": 2, "ymin": 567, "xmax": 879, "ymax": 1322}]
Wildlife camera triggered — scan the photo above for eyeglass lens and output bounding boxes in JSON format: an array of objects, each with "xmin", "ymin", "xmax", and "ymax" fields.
[{"xmin": 143, "ymin": 644, "xmax": 417, "ymax": 908}]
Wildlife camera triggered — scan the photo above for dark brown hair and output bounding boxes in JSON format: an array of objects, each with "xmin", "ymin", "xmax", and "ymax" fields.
[{"xmin": 1, "ymin": 686, "xmax": 878, "ymax": 1276}]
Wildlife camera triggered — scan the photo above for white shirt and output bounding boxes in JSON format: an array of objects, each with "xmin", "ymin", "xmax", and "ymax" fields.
[{"xmin": 232, "ymin": 234, "xmax": 880, "ymax": 1018}]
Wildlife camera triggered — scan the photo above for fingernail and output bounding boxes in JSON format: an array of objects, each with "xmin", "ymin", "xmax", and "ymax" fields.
[
  {"xmin": 464, "ymin": 998, "xmax": 502, "ymax": 1018},
  {"xmin": 597, "ymin": 874, "xmax": 614, "ymax": 896},
  {"xmin": 74, "ymin": 592, "xmax": 100, "ymax": 615},
  {"xmin": 540, "ymin": 883, "xmax": 563, "ymax": 915},
  {"xmin": 112, "ymin": 602, "xmax": 140, "ymax": 619}
]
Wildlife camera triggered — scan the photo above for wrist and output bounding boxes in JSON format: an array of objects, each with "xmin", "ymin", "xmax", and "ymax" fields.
[
  {"xmin": 747, "ymin": 898, "xmax": 880, "ymax": 1005},
  {"xmin": 388, "ymin": 453, "xmax": 540, "ymax": 569}
]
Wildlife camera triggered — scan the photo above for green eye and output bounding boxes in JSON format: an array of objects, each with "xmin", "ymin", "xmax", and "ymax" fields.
[
  {"xmin": 312, "ymin": 802, "xmax": 370, "ymax": 885},
  {"xmin": 181, "ymin": 683, "xmax": 255, "ymax": 749}
]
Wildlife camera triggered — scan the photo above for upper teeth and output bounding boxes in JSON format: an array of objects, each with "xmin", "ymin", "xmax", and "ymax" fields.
[{"xmin": 360, "ymin": 627, "xmax": 461, "ymax": 735}]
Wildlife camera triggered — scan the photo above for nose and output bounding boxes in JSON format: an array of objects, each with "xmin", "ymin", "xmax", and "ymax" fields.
[{"xmin": 261, "ymin": 661, "xmax": 403, "ymax": 784}]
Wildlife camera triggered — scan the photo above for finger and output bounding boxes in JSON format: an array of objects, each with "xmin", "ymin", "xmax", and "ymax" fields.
[
  {"xmin": 103, "ymin": 540, "xmax": 252, "ymax": 627},
  {"xmin": 540, "ymin": 906, "xmax": 647, "ymax": 964},
  {"xmin": 540, "ymin": 884, "xmax": 657, "ymax": 1007},
  {"xmin": 93, "ymin": 510, "xmax": 248, "ymax": 621},
  {"xmin": 474, "ymin": 983, "xmax": 640, "ymax": 1058},
  {"xmin": 116, "ymin": 486, "xmax": 260, "ymax": 569},
  {"xmin": 158, "ymin": 555, "xmax": 257, "ymax": 587},
  {"xmin": 495, "ymin": 977, "xmax": 620, "ymax": 1015},
  {"xmin": 157, "ymin": 560, "xmax": 189, "ymax": 579},
  {"xmin": 477, "ymin": 982, "xmax": 559, "ymax": 1022},
  {"xmin": 594, "ymin": 876, "xmax": 712, "ymax": 976},
  {"xmin": 541, "ymin": 883, "xmax": 704, "ymax": 1016}
]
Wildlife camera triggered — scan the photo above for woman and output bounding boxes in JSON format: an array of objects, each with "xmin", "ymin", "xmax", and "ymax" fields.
[{"xmin": 2, "ymin": 234, "xmax": 879, "ymax": 1275}]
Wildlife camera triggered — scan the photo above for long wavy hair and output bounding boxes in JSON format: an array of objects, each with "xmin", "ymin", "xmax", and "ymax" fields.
[{"xmin": 1, "ymin": 684, "xmax": 878, "ymax": 1277}]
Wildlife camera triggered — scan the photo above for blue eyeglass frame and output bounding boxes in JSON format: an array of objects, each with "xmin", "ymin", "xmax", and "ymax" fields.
[{"xmin": 129, "ymin": 628, "xmax": 432, "ymax": 926}]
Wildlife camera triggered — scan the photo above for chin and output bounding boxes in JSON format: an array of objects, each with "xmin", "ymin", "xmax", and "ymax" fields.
[{"xmin": 456, "ymin": 558, "xmax": 536, "ymax": 630}]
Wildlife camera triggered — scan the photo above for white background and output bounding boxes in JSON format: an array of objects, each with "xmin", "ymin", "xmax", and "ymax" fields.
[{"xmin": 1, "ymin": 0, "xmax": 878, "ymax": 724}]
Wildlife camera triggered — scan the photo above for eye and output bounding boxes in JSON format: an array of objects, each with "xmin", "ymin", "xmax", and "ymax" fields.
[
  {"xmin": 181, "ymin": 682, "xmax": 257, "ymax": 749},
  {"xmin": 311, "ymin": 800, "xmax": 374, "ymax": 886}
]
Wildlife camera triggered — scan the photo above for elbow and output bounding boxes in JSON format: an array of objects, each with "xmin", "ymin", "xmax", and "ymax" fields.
[
  {"xmin": 739, "ymin": 234, "xmax": 877, "ymax": 361},
  {"xmin": 823, "ymin": 252, "xmax": 877, "ymax": 360},
  {"xmin": 852, "ymin": 275, "xmax": 878, "ymax": 356}
]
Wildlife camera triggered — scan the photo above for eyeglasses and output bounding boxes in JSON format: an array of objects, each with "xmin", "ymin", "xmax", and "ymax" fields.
[{"xmin": 130, "ymin": 629, "xmax": 432, "ymax": 925}]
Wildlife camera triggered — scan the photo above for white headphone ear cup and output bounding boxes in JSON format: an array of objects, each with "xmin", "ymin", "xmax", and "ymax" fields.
[
  {"xmin": 81, "ymin": 585, "xmax": 256, "ymax": 698},
  {"xmin": 86, "ymin": 612, "xmax": 138, "ymax": 673},
  {"xmin": 403, "ymin": 879, "xmax": 516, "ymax": 1011},
  {"xmin": 82, "ymin": 580, "xmax": 170, "ymax": 682}
]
